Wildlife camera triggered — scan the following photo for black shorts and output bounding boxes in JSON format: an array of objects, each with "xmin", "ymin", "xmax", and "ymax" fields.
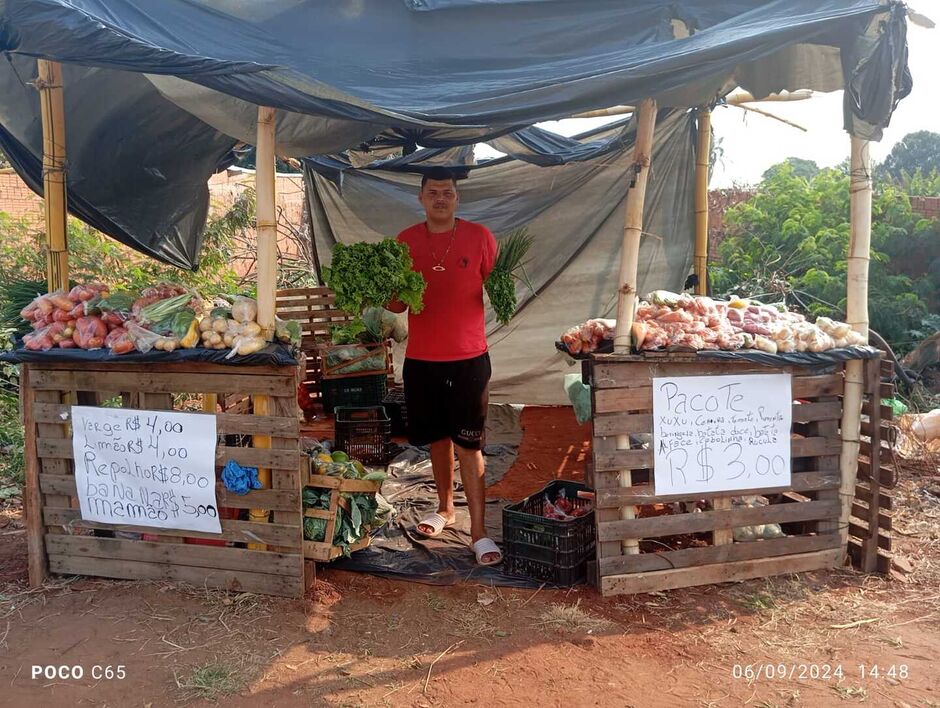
[{"xmin": 402, "ymin": 353, "xmax": 491, "ymax": 450}]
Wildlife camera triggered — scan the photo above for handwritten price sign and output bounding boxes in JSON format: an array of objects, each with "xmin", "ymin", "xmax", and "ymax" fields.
[
  {"xmin": 652, "ymin": 373, "xmax": 792, "ymax": 495},
  {"xmin": 71, "ymin": 406, "xmax": 221, "ymax": 533}
]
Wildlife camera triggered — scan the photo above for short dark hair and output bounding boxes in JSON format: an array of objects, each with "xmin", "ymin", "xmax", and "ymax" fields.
[{"xmin": 420, "ymin": 166, "xmax": 458, "ymax": 189}]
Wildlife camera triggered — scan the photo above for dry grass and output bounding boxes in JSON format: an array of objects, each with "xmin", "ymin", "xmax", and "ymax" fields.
[
  {"xmin": 174, "ymin": 660, "xmax": 244, "ymax": 701},
  {"xmin": 536, "ymin": 599, "xmax": 613, "ymax": 634}
]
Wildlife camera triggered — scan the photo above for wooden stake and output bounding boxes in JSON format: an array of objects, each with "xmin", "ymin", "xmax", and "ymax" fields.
[
  {"xmin": 249, "ymin": 106, "xmax": 277, "ymax": 546},
  {"xmin": 22, "ymin": 366, "xmax": 49, "ymax": 587},
  {"xmin": 613, "ymin": 99, "xmax": 657, "ymax": 554},
  {"xmin": 37, "ymin": 59, "xmax": 68, "ymax": 292},
  {"xmin": 693, "ymin": 108, "xmax": 711, "ymax": 296},
  {"xmin": 839, "ymin": 137, "xmax": 872, "ymax": 551}
]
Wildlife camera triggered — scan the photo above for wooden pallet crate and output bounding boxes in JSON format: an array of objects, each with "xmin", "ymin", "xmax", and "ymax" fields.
[
  {"xmin": 22, "ymin": 360, "xmax": 306, "ymax": 598},
  {"xmin": 301, "ymin": 466, "xmax": 382, "ymax": 561},
  {"xmin": 275, "ymin": 287, "xmax": 395, "ymax": 407},
  {"xmin": 584, "ymin": 353, "xmax": 855, "ymax": 596},
  {"xmin": 847, "ymin": 356, "xmax": 896, "ymax": 574}
]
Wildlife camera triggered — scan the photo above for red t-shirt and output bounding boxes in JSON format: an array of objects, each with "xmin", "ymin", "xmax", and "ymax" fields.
[{"xmin": 397, "ymin": 218, "xmax": 498, "ymax": 362}]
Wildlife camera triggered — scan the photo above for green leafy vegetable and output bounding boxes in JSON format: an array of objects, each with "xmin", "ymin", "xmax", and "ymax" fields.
[
  {"xmin": 323, "ymin": 239, "xmax": 426, "ymax": 314},
  {"xmin": 485, "ymin": 227, "xmax": 535, "ymax": 326}
]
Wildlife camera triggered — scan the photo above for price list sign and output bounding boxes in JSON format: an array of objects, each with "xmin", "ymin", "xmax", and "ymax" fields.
[
  {"xmin": 652, "ymin": 373, "xmax": 792, "ymax": 495},
  {"xmin": 71, "ymin": 406, "xmax": 221, "ymax": 533}
]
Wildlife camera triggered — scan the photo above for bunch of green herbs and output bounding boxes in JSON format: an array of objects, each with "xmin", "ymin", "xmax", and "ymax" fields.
[{"xmin": 485, "ymin": 227, "xmax": 535, "ymax": 326}]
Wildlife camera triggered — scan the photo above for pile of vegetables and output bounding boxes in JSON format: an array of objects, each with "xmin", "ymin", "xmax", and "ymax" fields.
[
  {"xmin": 18, "ymin": 282, "xmax": 301, "ymax": 357},
  {"xmin": 557, "ymin": 291, "xmax": 868, "ymax": 356},
  {"xmin": 485, "ymin": 227, "xmax": 535, "ymax": 326},
  {"xmin": 303, "ymin": 447, "xmax": 391, "ymax": 555}
]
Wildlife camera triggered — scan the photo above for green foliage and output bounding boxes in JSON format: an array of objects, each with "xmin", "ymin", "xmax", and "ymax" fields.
[
  {"xmin": 711, "ymin": 162, "xmax": 940, "ymax": 355},
  {"xmin": 0, "ymin": 149, "xmax": 9, "ymax": 169},
  {"xmin": 323, "ymin": 239, "xmax": 426, "ymax": 314},
  {"xmin": 0, "ymin": 390, "xmax": 23, "ymax": 487},
  {"xmin": 877, "ymin": 130, "xmax": 940, "ymax": 184},
  {"xmin": 762, "ymin": 157, "xmax": 820, "ymax": 182}
]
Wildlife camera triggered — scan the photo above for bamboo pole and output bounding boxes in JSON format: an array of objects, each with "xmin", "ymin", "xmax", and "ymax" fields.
[
  {"xmin": 693, "ymin": 108, "xmax": 711, "ymax": 296},
  {"xmin": 248, "ymin": 106, "xmax": 277, "ymax": 547},
  {"xmin": 838, "ymin": 137, "xmax": 872, "ymax": 551},
  {"xmin": 613, "ymin": 99, "xmax": 657, "ymax": 554},
  {"xmin": 570, "ymin": 90, "xmax": 813, "ymax": 120},
  {"xmin": 37, "ymin": 59, "xmax": 69, "ymax": 292}
]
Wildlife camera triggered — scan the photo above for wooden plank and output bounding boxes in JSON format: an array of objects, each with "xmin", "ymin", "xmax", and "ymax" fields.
[
  {"xmin": 807, "ymin": 397, "xmax": 841, "ymax": 536},
  {"xmin": 276, "ymin": 286, "xmax": 334, "ymax": 297},
  {"xmin": 48, "ymin": 554, "xmax": 302, "ymax": 597},
  {"xmin": 861, "ymin": 401, "xmax": 893, "ymax": 421},
  {"xmin": 38, "ymin": 438, "xmax": 300, "ymax": 471},
  {"xmin": 857, "ymin": 460, "xmax": 897, "ymax": 488},
  {"xmin": 711, "ymin": 497, "xmax": 733, "ymax": 545},
  {"xmin": 791, "ymin": 436, "xmax": 842, "ymax": 458},
  {"xmin": 791, "ymin": 374, "xmax": 843, "ymax": 398},
  {"xmin": 42, "ymin": 508, "xmax": 301, "ymax": 548},
  {"xmin": 277, "ymin": 308, "xmax": 349, "ymax": 321},
  {"xmin": 34, "ymin": 389, "xmax": 71, "ymax": 541},
  {"xmin": 599, "ymin": 548, "xmax": 843, "ymax": 596},
  {"xmin": 598, "ymin": 532, "xmax": 841, "ymax": 576},
  {"xmin": 22, "ymin": 367, "xmax": 49, "ymax": 587},
  {"xmin": 28, "ymin": 369, "xmax": 295, "ymax": 397},
  {"xmin": 29, "ymin": 361, "xmax": 295, "ymax": 377},
  {"xmin": 592, "ymin": 447, "xmax": 653, "ymax": 473},
  {"xmin": 851, "ymin": 502, "xmax": 892, "ymax": 531},
  {"xmin": 598, "ymin": 500, "xmax": 840, "ymax": 541},
  {"xmin": 592, "ymin": 413, "xmax": 653, "ymax": 437},
  {"xmin": 593, "ymin": 387, "xmax": 652, "ymax": 414},
  {"xmin": 594, "ymin": 470, "xmax": 840, "ymax": 508},
  {"xmin": 45, "ymin": 535, "xmax": 301, "ymax": 576},
  {"xmin": 847, "ymin": 540, "xmax": 891, "ymax": 575},
  {"xmin": 854, "ymin": 484, "xmax": 893, "ymax": 511},
  {"xmin": 792, "ymin": 401, "xmax": 843, "ymax": 423},
  {"xmin": 848, "ymin": 522, "xmax": 891, "ymax": 551},
  {"xmin": 40, "ymin": 474, "xmax": 299, "ymax": 511}
]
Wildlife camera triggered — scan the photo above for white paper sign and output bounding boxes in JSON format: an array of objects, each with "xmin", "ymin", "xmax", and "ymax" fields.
[
  {"xmin": 71, "ymin": 406, "xmax": 221, "ymax": 533},
  {"xmin": 652, "ymin": 374, "xmax": 792, "ymax": 495}
]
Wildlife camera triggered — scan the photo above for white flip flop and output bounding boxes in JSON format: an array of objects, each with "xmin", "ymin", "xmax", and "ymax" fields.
[
  {"xmin": 415, "ymin": 512, "xmax": 455, "ymax": 538},
  {"xmin": 472, "ymin": 538, "xmax": 503, "ymax": 566}
]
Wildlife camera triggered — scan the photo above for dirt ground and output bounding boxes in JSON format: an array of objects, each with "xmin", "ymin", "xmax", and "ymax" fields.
[{"xmin": 0, "ymin": 406, "xmax": 938, "ymax": 708}]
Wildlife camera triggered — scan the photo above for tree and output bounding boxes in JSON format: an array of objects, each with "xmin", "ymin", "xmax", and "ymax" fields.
[
  {"xmin": 0, "ymin": 148, "xmax": 10, "ymax": 170},
  {"xmin": 877, "ymin": 130, "xmax": 940, "ymax": 184},
  {"xmin": 710, "ymin": 162, "xmax": 940, "ymax": 355},
  {"xmin": 762, "ymin": 157, "xmax": 819, "ymax": 182}
]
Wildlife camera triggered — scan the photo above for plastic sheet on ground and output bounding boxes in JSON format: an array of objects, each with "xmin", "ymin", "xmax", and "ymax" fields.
[{"xmin": 330, "ymin": 448, "xmax": 543, "ymax": 588}]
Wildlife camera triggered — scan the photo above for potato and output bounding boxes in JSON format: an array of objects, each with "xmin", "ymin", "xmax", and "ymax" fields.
[
  {"xmin": 198, "ymin": 318, "xmax": 212, "ymax": 333},
  {"xmin": 241, "ymin": 321, "xmax": 262, "ymax": 337},
  {"xmin": 223, "ymin": 333, "xmax": 235, "ymax": 347},
  {"xmin": 164, "ymin": 341, "xmax": 177, "ymax": 352},
  {"xmin": 212, "ymin": 318, "xmax": 228, "ymax": 333},
  {"xmin": 209, "ymin": 332, "xmax": 222, "ymax": 346},
  {"xmin": 155, "ymin": 338, "xmax": 166, "ymax": 351}
]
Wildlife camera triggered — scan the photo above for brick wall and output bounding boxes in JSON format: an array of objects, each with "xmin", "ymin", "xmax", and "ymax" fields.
[
  {"xmin": 911, "ymin": 195, "xmax": 940, "ymax": 221},
  {"xmin": 0, "ymin": 170, "xmax": 43, "ymax": 222}
]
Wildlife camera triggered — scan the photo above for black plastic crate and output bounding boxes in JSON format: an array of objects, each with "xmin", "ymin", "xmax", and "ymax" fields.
[
  {"xmin": 334, "ymin": 406, "xmax": 392, "ymax": 465},
  {"xmin": 502, "ymin": 480, "xmax": 596, "ymax": 586},
  {"xmin": 382, "ymin": 386, "xmax": 408, "ymax": 437},
  {"xmin": 321, "ymin": 374, "xmax": 387, "ymax": 413}
]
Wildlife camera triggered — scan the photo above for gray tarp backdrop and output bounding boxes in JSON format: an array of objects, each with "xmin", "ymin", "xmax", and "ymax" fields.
[
  {"xmin": 0, "ymin": 0, "xmax": 911, "ymax": 268},
  {"xmin": 305, "ymin": 110, "xmax": 697, "ymax": 403}
]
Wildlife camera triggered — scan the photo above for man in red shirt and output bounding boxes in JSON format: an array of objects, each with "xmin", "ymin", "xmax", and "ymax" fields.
[{"xmin": 387, "ymin": 167, "xmax": 501, "ymax": 566}]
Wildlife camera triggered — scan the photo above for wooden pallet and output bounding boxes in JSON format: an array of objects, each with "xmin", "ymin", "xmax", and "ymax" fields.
[
  {"xmin": 275, "ymin": 287, "xmax": 395, "ymax": 409},
  {"xmin": 584, "ymin": 353, "xmax": 852, "ymax": 596},
  {"xmin": 22, "ymin": 361, "xmax": 306, "ymax": 598},
  {"xmin": 301, "ymin": 465, "xmax": 382, "ymax": 562},
  {"xmin": 847, "ymin": 356, "xmax": 896, "ymax": 574}
]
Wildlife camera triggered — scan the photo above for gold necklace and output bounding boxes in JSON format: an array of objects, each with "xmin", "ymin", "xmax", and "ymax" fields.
[{"xmin": 427, "ymin": 220, "xmax": 458, "ymax": 272}]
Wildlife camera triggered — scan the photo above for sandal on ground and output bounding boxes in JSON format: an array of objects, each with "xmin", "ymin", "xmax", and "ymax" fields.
[
  {"xmin": 415, "ymin": 512, "xmax": 455, "ymax": 538},
  {"xmin": 472, "ymin": 538, "xmax": 503, "ymax": 566}
]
